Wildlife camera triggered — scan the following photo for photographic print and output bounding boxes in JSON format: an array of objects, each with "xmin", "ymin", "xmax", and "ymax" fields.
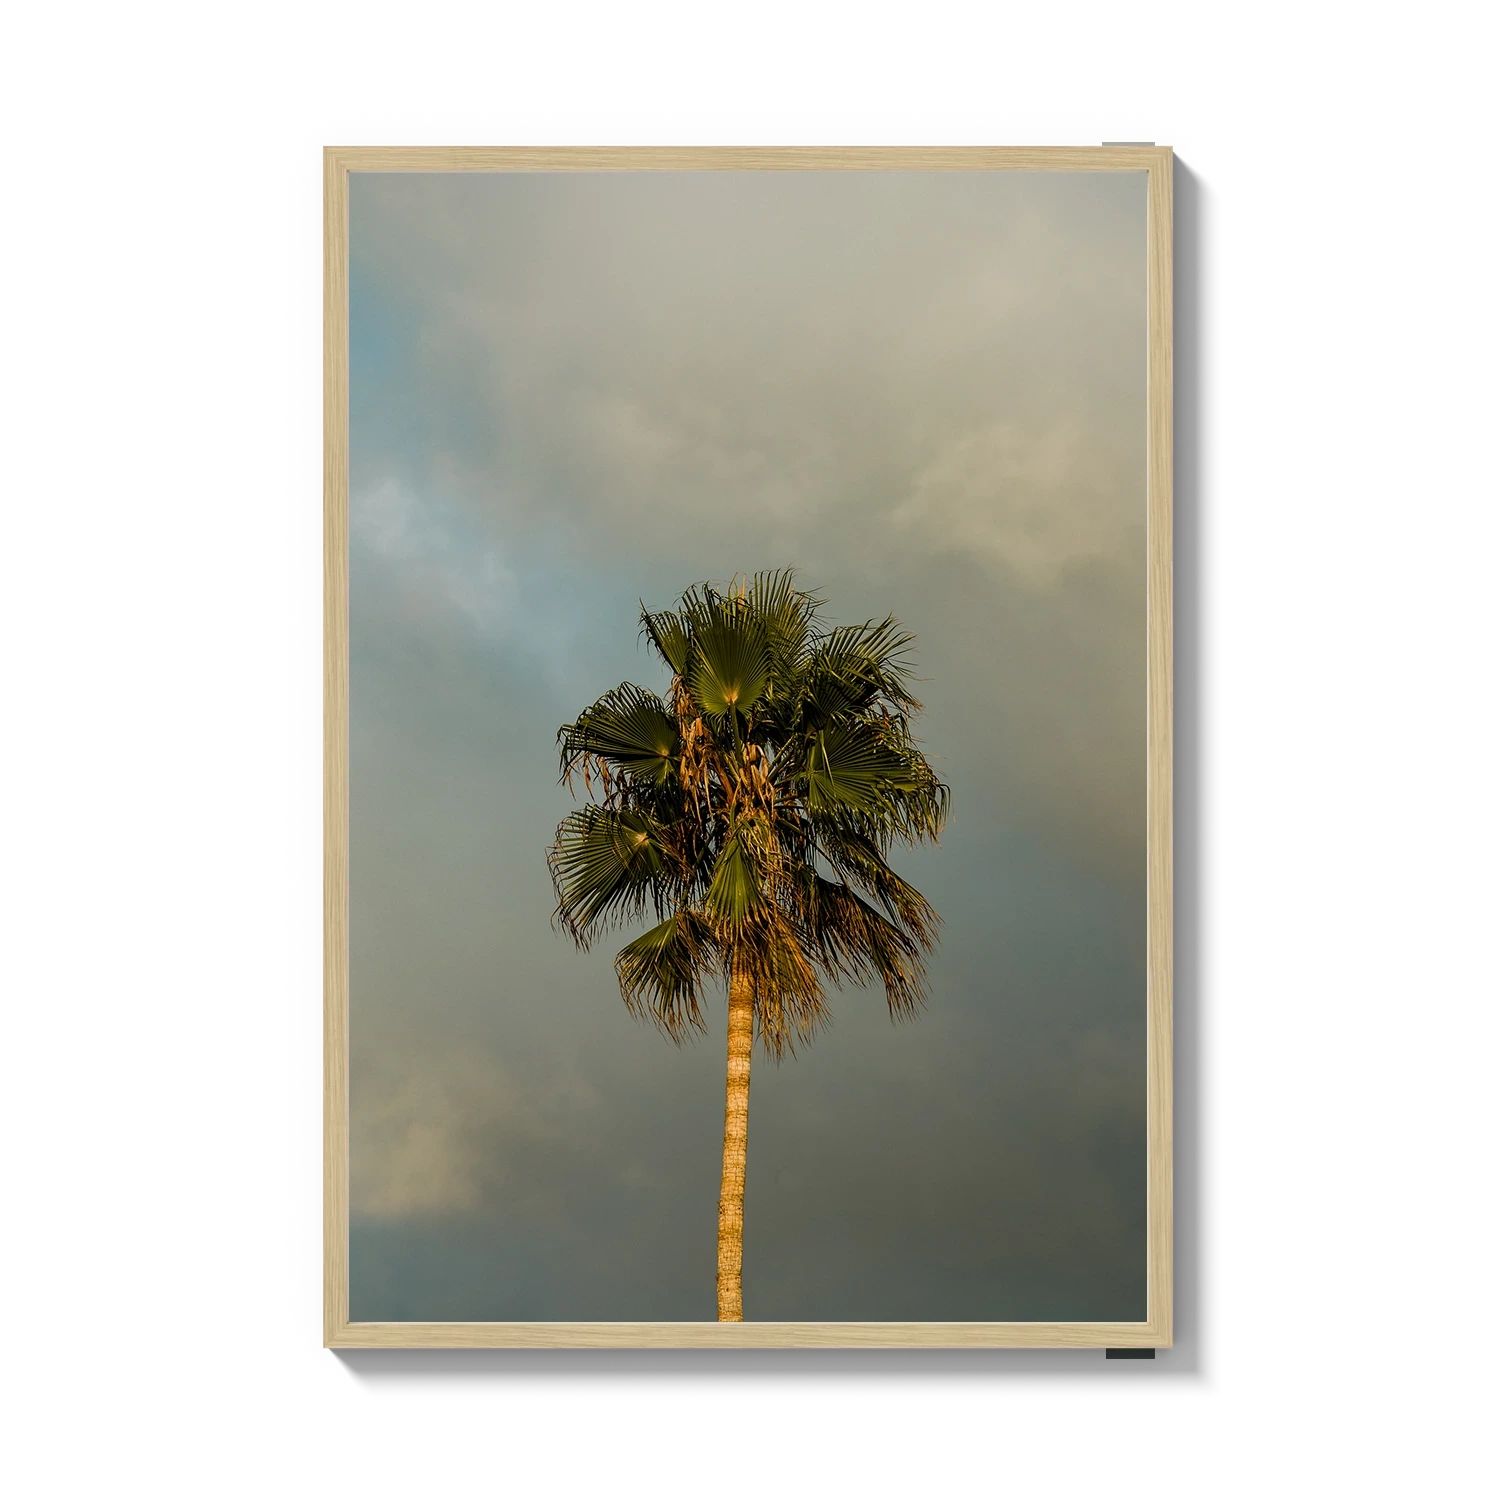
[
  {"xmin": 324, "ymin": 148, "xmax": 1172, "ymax": 1347},
  {"xmin": 279, "ymin": 117, "xmax": 1218, "ymax": 1374}
]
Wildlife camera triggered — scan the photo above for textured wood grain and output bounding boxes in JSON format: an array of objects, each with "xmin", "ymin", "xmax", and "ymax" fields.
[
  {"xmin": 323, "ymin": 147, "xmax": 350, "ymax": 1347},
  {"xmin": 1145, "ymin": 149, "xmax": 1174, "ymax": 1350},
  {"xmin": 325, "ymin": 145, "xmax": 1167, "ymax": 174},
  {"xmin": 327, "ymin": 1320, "xmax": 1165, "ymax": 1349},
  {"xmin": 323, "ymin": 145, "xmax": 1174, "ymax": 1349}
]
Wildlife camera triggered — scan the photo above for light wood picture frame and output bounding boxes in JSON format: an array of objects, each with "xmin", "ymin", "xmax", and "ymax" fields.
[{"xmin": 325, "ymin": 146, "xmax": 1172, "ymax": 1349}]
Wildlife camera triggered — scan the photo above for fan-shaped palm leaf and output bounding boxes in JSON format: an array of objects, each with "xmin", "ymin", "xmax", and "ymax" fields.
[
  {"xmin": 704, "ymin": 820, "xmax": 763, "ymax": 925},
  {"xmin": 688, "ymin": 612, "xmax": 770, "ymax": 720},
  {"xmin": 802, "ymin": 721, "xmax": 920, "ymax": 814},
  {"xmin": 798, "ymin": 872, "xmax": 928, "ymax": 1020},
  {"xmin": 640, "ymin": 608, "xmax": 691, "ymax": 675},
  {"xmin": 749, "ymin": 568, "xmax": 818, "ymax": 687},
  {"xmin": 549, "ymin": 807, "xmax": 666, "ymax": 940},
  {"xmin": 558, "ymin": 682, "xmax": 680, "ymax": 786},
  {"xmin": 615, "ymin": 910, "xmax": 717, "ymax": 1040}
]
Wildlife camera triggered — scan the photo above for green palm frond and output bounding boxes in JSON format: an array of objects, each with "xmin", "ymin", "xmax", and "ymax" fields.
[
  {"xmin": 798, "ymin": 872, "xmax": 930, "ymax": 1021},
  {"xmin": 704, "ymin": 820, "xmax": 762, "ymax": 926},
  {"xmin": 799, "ymin": 615, "xmax": 920, "ymax": 727},
  {"xmin": 740, "ymin": 904, "xmax": 828, "ymax": 1054},
  {"xmin": 558, "ymin": 682, "xmax": 680, "ymax": 787},
  {"xmin": 813, "ymin": 823, "xmax": 941, "ymax": 937},
  {"xmin": 551, "ymin": 571, "xmax": 949, "ymax": 1057},
  {"xmin": 749, "ymin": 569, "xmax": 819, "ymax": 686},
  {"xmin": 801, "ymin": 721, "xmax": 920, "ymax": 814},
  {"xmin": 549, "ymin": 807, "xmax": 666, "ymax": 941},
  {"xmin": 688, "ymin": 611, "xmax": 770, "ymax": 721},
  {"xmin": 640, "ymin": 607, "xmax": 691, "ymax": 675},
  {"xmin": 615, "ymin": 911, "xmax": 717, "ymax": 1040}
]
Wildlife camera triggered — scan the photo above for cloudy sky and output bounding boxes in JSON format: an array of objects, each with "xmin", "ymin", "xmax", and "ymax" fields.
[{"xmin": 347, "ymin": 168, "xmax": 1148, "ymax": 1321}]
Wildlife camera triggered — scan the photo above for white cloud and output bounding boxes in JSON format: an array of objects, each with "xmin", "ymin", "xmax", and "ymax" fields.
[
  {"xmin": 351, "ymin": 1050, "xmax": 508, "ymax": 1217},
  {"xmin": 351, "ymin": 1038, "xmax": 609, "ymax": 1220},
  {"xmin": 892, "ymin": 419, "xmax": 1133, "ymax": 583},
  {"xmin": 354, "ymin": 478, "xmax": 518, "ymax": 641},
  {"xmin": 350, "ymin": 170, "xmax": 1149, "ymax": 872}
]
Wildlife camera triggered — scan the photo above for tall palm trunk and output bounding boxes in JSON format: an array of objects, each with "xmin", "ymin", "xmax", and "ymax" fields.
[{"xmin": 716, "ymin": 970, "xmax": 754, "ymax": 1320}]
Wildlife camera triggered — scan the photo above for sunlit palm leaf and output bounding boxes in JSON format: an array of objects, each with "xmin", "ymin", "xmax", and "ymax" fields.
[
  {"xmin": 799, "ymin": 616, "xmax": 919, "ymax": 727},
  {"xmin": 549, "ymin": 807, "xmax": 665, "ymax": 940},
  {"xmin": 640, "ymin": 608, "xmax": 691, "ymax": 675},
  {"xmin": 688, "ymin": 612, "xmax": 770, "ymax": 720},
  {"xmin": 749, "ymin": 569, "xmax": 818, "ymax": 687},
  {"xmin": 558, "ymin": 683, "xmax": 679, "ymax": 785},
  {"xmin": 739, "ymin": 904, "xmax": 827, "ymax": 1054},
  {"xmin": 704, "ymin": 821, "xmax": 761, "ymax": 924},
  {"xmin": 615, "ymin": 911, "xmax": 716, "ymax": 1040},
  {"xmin": 552, "ymin": 571, "xmax": 950, "ymax": 1057},
  {"xmin": 799, "ymin": 873, "xmax": 929, "ymax": 1020},
  {"xmin": 803, "ymin": 722, "xmax": 919, "ymax": 814},
  {"xmin": 815, "ymin": 823, "xmax": 942, "ymax": 937},
  {"xmin": 844, "ymin": 759, "xmax": 949, "ymax": 843}
]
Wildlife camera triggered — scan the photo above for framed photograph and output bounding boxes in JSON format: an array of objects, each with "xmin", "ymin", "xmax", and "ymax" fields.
[{"xmin": 324, "ymin": 147, "xmax": 1172, "ymax": 1349}]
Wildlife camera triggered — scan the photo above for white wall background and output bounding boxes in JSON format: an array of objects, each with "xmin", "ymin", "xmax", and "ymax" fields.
[{"xmin": 3, "ymin": 3, "xmax": 1495, "ymax": 1495}]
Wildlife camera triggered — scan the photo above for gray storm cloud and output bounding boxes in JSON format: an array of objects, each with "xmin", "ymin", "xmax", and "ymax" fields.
[{"xmin": 347, "ymin": 168, "xmax": 1148, "ymax": 1320}]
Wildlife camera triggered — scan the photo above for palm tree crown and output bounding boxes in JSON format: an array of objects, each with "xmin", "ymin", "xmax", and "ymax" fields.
[{"xmin": 550, "ymin": 570, "xmax": 949, "ymax": 1055}]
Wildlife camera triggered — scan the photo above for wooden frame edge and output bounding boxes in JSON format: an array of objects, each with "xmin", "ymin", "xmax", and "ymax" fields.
[
  {"xmin": 324, "ymin": 147, "xmax": 351, "ymax": 1346},
  {"xmin": 324, "ymin": 144, "xmax": 1170, "ymax": 175},
  {"xmin": 326, "ymin": 1321, "xmax": 1166, "ymax": 1350},
  {"xmin": 322, "ymin": 145, "xmax": 1173, "ymax": 1351},
  {"xmin": 1146, "ymin": 148, "xmax": 1175, "ymax": 1349}
]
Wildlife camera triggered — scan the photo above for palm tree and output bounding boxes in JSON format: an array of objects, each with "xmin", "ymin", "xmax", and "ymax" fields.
[{"xmin": 549, "ymin": 571, "xmax": 949, "ymax": 1320}]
